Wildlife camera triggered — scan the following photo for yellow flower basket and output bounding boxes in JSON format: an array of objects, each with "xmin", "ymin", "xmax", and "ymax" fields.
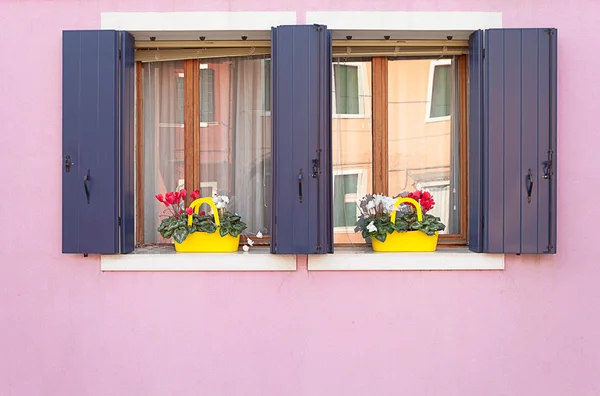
[
  {"xmin": 371, "ymin": 197, "xmax": 438, "ymax": 252},
  {"xmin": 174, "ymin": 197, "xmax": 240, "ymax": 253}
]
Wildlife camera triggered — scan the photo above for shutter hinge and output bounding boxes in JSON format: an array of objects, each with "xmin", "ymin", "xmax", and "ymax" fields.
[
  {"xmin": 546, "ymin": 28, "xmax": 555, "ymax": 36},
  {"xmin": 546, "ymin": 244, "xmax": 554, "ymax": 253},
  {"xmin": 118, "ymin": 216, "xmax": 122, "ymax": 226},
  {"xmin": 543, "ymin": 150, "xmax": 554, "ymax": 179},
  {"xmin": 482, "ymin": 48, "xmax": 485, "ymax": 59},
  {"xmin": 119, "ymin": 49, "xmax": 122, "ymax": 60}
]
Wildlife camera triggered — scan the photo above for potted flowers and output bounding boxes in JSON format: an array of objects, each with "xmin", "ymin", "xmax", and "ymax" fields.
[
  {"xmin": 354, "ymin": 190, "xmax": 446, "ymax": 252},
  {"xmin": 155, "ymin": 190, "xmax": 247, "ymax": 252}
]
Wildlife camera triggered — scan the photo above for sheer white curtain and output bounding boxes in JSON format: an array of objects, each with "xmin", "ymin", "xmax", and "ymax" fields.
[
  {"xmin": 142, "ymin": 61, "xmax": 185, "ymax": 243},
  {"xmin": 232, "ymin": 58, "xmax": 271, "ymax": 236},
  {"xmin": 141, "ymin": 57, "xmax": 271, "ymax": 244},
  {"xmin": 197, "ymin": 57, "xmax": 271, "ymax": 236}
]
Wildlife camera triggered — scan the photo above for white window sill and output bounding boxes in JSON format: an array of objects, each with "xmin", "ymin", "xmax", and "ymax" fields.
[
  {"xmin": 101, "ymin": 247, "xmax": 295, "ymax": 272},
  {"xmin": 308, "ymin": 248, "xmax": 504, "ymax": 271}
]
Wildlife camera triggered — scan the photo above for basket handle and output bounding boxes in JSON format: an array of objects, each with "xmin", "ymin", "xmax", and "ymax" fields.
[
  {"xmin": 187, "ymin": 197, "xmax": 220, "ymax": 227},
  {"xmin": 390, "ymin": 197, "xmax": 423, "ymax": 224}
]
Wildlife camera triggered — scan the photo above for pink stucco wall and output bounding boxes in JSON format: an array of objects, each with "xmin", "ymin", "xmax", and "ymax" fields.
[{"xmin": 1, "ymin": 0, "xmax": 599, "ymax": 395}]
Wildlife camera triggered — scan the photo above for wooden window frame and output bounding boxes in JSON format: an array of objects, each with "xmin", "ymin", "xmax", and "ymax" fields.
[
  {"xmin": 135, "ymin": 54, "xmax": 468, "ymax": 248},
  {"xmin": 135, "ymin": 58, "xmax": 272, "ymax": 247}
]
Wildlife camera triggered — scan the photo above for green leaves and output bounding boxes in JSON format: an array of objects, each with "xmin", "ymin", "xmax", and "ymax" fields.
[
  {"xmin": 354, "ymin": 205, "xmax": 446, "ymax": 239},
  {"xmin": 173, "ymin": 228, "xmax": 189, "ymax": 244},
  {"xmin": 156, "ymin": 210, "xmax": 248, "ymax": 243}
]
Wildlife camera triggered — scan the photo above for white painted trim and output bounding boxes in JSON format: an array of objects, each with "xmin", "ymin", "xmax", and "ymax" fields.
[
  {"xmin": 333, "ymin": 168, "xmax": 367, "ymax": 231},
  {"xmin": 101, "ymin": 250, "xmax": 296, "ymax": 271},
  {"xmin": 306, "ymin": 11, "xmax": 502, "ymax": 31},
  {"xmin": 332, "ymin": 62, "xmax": 368, "ymax": 118},
  {"xmin": 101, "ymin": 12, "xmax": 296, "ymax": 31},
  {"xmin": 425, "ymin": 59, "xmax": 452, "ymax": 122},
  {"xmin": 309, "ymin": 249, "xmax": 504, "ymax": 271}
]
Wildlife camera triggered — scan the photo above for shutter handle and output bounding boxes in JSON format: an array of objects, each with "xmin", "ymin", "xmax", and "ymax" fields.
[
  {"xmin": 298, "ymin": 168, "xmax": 303, "ymax": 203},
  {"xmin": 84, "ymin": 169, "xmax": 91, "ymax": 204},
  {"xmin": 526, "ymin": 169, "xmax": 534, "ymax": 203}
]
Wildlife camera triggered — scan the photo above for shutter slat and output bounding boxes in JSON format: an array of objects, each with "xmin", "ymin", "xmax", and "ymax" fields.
[
  {"xmin": 271, "ymin": 25, "xmax": 333, "ymax": 254},
  {"xmin": 520, "ymin": 29, "xmax": 541, "ymax": 253},
  {"xmin": 502, "ymin": 29, "xmax": 523, "ymax": 253},
  {"xmin": 468, "ymin": 30, "xmax": 484, "ymax": 253},
  {"xmin": 121, "ymin": 32, "xmax": 136, "ymax": 254},
  {"xmin": 484, "ymin": 30, "xmax": 506, "ymax": 253}
]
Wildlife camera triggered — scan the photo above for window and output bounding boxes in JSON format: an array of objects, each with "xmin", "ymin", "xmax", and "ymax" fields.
[
  {"xmin": 199, "ymin": 65, "xmax": 215, "ymax": 124},
  {"xmin": 332, "ymin": 62, "xmax": 368, "ymax": 118},
  {"xmin": 332, "ymin": 60, "xmax": 373, "ymax": 244},
  {"xmin": 138, "ymin": 56, "xmax": 272, "ymax": 245},
  {"xmin": 62, "ymin": 28, "xmax": 558, "ymax": 256},
  {"xmin": 333, "ymin": 170, "xmax": 366, "ymax": 230},
  {"xmin": 262, "ymin": 59, "xmax": 271, "ymax": 114},
  {"xmin": 426, "ymin": 59, "xmax": 452, "ymax": 121},
  {"xmin": 333, "ymin": 56, "xmax": 466, "ymax": 245},
  {"xmin": 388, "ymin": 58, "xmax": 461, "ymax": 237}
]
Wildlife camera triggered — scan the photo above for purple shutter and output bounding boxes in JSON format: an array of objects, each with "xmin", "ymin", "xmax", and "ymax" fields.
[
  {"xmin": 472, "ymin": 28, "xmax": 557, "ymax": 254},
  {"xmin": 62, "ymin": 30, "xmax": 135, "ymax": 254},
  {"xmin": 270, "ymin": 25, "xmax": 333, "ymax": 254}
]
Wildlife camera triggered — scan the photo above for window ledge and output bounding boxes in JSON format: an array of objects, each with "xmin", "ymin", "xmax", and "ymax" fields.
[
  {"xmin": 308, "ymin": 248, "xmax": 504, "ymax": 271},
  {"xmin": 101, "ymin": 247, "xmax": 295, "ymax": 272}
]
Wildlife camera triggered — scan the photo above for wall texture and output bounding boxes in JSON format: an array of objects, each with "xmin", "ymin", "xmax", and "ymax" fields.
[{"xmin": 1, "ymin": 0, "xmax": 598, "ymax": 395}]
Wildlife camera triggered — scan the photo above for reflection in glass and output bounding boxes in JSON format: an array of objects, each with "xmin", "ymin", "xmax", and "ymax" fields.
[
  {"xmin": 332, "ymin": 59, "xmax": 373, "ymax": 244},
  {"xmin": 387, "ymin": 58, "xmax": 460, "ymax": 234}
]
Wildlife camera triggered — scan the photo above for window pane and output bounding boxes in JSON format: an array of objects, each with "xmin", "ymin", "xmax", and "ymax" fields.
[
  {"xmin": 387, "ymin": 58, "xmax": 460, "ymax": 234},
  {"xmin": 142, "ymin": 61, "xmax": 185, "ymax": 243},
  {"xmin": 334, "ymin": 64, "xmax": 360, "ymax": 114},
  {"xmin": 197, "ymin": 57, "xmax": 271, "ymax": 237},
  {"xmin": 430, "ymin": 64, "xmax": 451, "ymax": 118},
  {"xmin": 263, "ymin": 59, "xmax": 271, "ymax": 112},
  {"xmin": 332, "ymin": 59, "xmax": 372, "ymax": 243},
  {"xmin": 199, "ymin": 67, "xmax": 215, "ymax": 122}
]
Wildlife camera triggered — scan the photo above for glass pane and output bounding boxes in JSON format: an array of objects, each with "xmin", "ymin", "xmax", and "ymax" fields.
[
  {"xmin": 431, "ymin": 64, "xmax": 451, "ymax": 118},
  {"xmin": 334, "ymin": 174, "xmax": 359, "ymax": 227},
  {"xmin": 332, "ymin": 59, "xmax": 373, "ymax": 243},
  {"xmin": 142, "ymin": 61, "xmax": 185, "ymax": 243},
  {"xmin": 199, "ymin": 68, "xmax": 215, "ymax": 122},
  {"xmin": 197, "ymin": 57, "xmax": 272, "ymax": 238},
  {"xmin": 387, "ymin": 58, "xmax": 460, "ymax": 234},
  {"xmin": 334, "ymin": 64, "xmax": 360, "ymax": 114}
]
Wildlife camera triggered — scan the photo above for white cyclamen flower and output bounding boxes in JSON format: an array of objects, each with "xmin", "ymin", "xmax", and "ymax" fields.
[
  {"xmin": 212, "ymin": 195, "xmax": 220, "ymax": 204},
  {"xmin": 247, "ymin": 238, "xmax": 254, "ymax": 246},
  {"xmin": 256, "ymin": 231, "xmax": 263, "ymax": 239},
  {"xmin": 366, "ymin": 221, "xmax": 377, "ymax": 233},
  {"xmin": 222, "ymin": 196, "xmax": 229, "ymax": 204},
  {"xmin": 366, "ymin": 201, "xmax": 376, "ymax": 210},
  {"xmin": 242, "ymin": 245, "xmax": 250, "ymax": 252},
  {"xmin": 216, "ymin": 202, "xmax": 225, "ymax": 209}
]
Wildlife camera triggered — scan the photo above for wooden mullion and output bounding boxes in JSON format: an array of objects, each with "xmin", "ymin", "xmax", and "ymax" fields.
[
  {"xmin": 372, "ymin": 57, "xmax": 388, "ymax": 195},
  {"xmin": 135, "ymin": 61, "xmax": 144, "ymax": 246},
  {"xmin": 184, "ymin": 60, "xmax": 196, "ymax": 206},
  {"xmin": 192, "ymin": 59, "xmax": 201, "ymax": 193}
]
